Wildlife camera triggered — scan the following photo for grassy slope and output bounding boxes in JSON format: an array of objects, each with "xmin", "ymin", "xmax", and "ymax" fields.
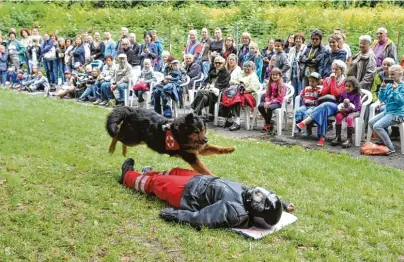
[{"xmin": 0, "ymin": 89, "xmax": 403, "ymax": 261}]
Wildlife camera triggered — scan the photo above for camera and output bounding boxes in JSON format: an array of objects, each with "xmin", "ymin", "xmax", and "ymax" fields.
[{"xmin": 384, "ymin": 79, "xmax": 394, "ymax": 84}]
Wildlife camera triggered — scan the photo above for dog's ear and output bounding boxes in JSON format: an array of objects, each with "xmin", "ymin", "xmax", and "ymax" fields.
[{"xmin": 185, "ymin": 113, "xmax": 195, "ymax": 124}]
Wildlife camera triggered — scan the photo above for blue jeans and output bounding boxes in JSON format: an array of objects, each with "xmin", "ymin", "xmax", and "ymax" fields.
[
  {"xmin": 368, "ymin": 112, "xmax": 395, "ymax": 151},
  {"xmin": 201, "ymin": 61, "xmax": 211, "ymax": 81},
  {"xmin": 117, "ymin": 82, "xmax": 129, "ymax": 102},
  {"xmin": 43, "ymin": 59, "xmax": 55, "ymax": 84},
  {"xmin": 79, "ymin": 84, "xmax": 97, "ymax": 100},
  {"xmin": 291, "ymin": 76, "xmax": 302, "ymax": 108},
  {"xmin": 101, "ymin": 81, "xmax": 113, "ymax": 100},
  {"xmin": 0, "ymin": 71, "xmax": 6, "ymax": 85},
  {"xmin": 24, "ymin": 54, "xmax": 30, "ymax": 74},
  {"xmin": 295, "ymin": 105, "xmax": 315, "ymax": 123},
  {"xmin": 57, "ymin": 59, "xmax": 65, "ymax": 84}
]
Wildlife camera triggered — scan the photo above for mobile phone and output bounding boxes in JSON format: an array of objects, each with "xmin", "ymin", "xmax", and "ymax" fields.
[{"xmin": 384, "ymin": 79, "xmax": 394, "ymax": 84}]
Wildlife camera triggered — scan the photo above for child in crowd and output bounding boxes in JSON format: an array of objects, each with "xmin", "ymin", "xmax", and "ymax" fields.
[
  {"xmin": 258, "ymin": 68, "xmax": 286, "ymax": 134},
  {"xmin": 331, "ymin": 76, "xmax": 361, "ymax": 148},
  {"xmin": 133, "ymin": 59, "xmax": 156, "ymax": 104},
  {"xmin": 294, "ymin": 72, "xmax": 322, "ymax": 135},
  {"xmin": 273, "ymin": 39, "xmax": 291, "ymax": 83},
  {"xmin": 0, "ymin": 45, "xmax": 7, "ymax": 86},
  {"xmin": 6, "ymin": 66, "xmax": 17, "ymax": 87},
  {"xmin": 243, "ymin": 42, "xmax": 263, "ymax": 82}
]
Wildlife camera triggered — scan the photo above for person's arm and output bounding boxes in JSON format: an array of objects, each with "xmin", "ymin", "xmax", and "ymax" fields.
[
  {"xmin": 17, "ymin": 41, "xmax": 25, "ymax": 55},
  {"xmin": 117, "ymin": 66, "xmax": 132, "ymax": 85},
  {"xmin": 255, "ymin": 56, "xmax": 263, "ymax": 82},
  {"xmin": 269, "ymin": 84, "xmax": 285, "ymax": 104},
  {"xmin": 280, "ymin": 53, "xmax": 291, "ymax": 76},
  {"xmin": 0, "ymin": 52, "xmax": 7, "ymax": 62},
  {"xmin": 159, "ymin": 201, "xmax": 247, "ymax": 229},
  {"xmin": 217, "ymin": 71, "xmax": 230, "ymax": 90},
  {"xmin": 378, "ymin": 84, "xmax": 388, "ymax": 103},
  {"xmin": 330, "ymin": 78, "xmax": 345, "ymax": 97},
  {"xmin": 370, "ymin": 75, "xmax": 382, "ymax": 102},
  {"xmin": 388, "ymin": 83, "xmax": 404, "ymax": 106},
  {"xmin": 187, "ymin": 63, "xmax": 201, "ymax": 79},
  {"xmin": 359, "ymin": 55, "xmax": 376, "ymax": 90},
  {"xmin": 148, "ymin": 44, "xmax": 158, "ymax": 59}
]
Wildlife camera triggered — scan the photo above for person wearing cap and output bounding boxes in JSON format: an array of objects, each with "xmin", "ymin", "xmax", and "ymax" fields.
[
  {"xmin": 299, "ymin": 29, "xmax": 326, "ymax": 88},
  {"xmin": 139, "ymin": 32, "xmax": 158, "ymax": 70},
  {"xmin": 371, "ymin": 27, "xmax": 397, "ymax": 70},
  {"xmin": 294, "ymin": 71, "xmax": 322, "ymax": 134},
  {"xmin": 108, "ymin": 53, "xmax": 132, "ymax": 106},
  {"xmin": 191, "ymin": 56, "xmax": 230, "ymax": 116},
  {"xmin": 152, "ymin": 59, "xmax": 182, "ymax": 117},
  {"xmin": 119, "ymin": 157, "xmax": 295, "ymax": 229}
]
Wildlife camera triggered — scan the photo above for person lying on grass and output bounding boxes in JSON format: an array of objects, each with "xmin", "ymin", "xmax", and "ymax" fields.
[{"xmin": 119, "ymin": 158, "xmax": 295, "ymax": 229}]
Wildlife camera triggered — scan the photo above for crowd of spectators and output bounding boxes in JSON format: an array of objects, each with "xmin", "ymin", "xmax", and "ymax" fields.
[{"xmin": 1, "ymin": 26, "xmax": 404, "ymax": 153}]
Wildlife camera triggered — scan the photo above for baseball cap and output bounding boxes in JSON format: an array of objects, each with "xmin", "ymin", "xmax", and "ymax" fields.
[{"xmin": 309, "ymin": 72, "xmax": 321, "ymax": 80}]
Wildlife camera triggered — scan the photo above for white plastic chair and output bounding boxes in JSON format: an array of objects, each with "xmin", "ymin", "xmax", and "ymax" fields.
[
  {"xmin": 367, "ymin": 99, "xmax": 404, "ymax": 154},
  {"xmin": 187, "ymin": 73, "xmax": 205, "ymax": 105},
  {"xmin": 172, "ymin": 75, "xmax": 190, "ymax": 118},
  {"xmin": 353, "ymin": 89, "xmax": 372, "ymax": 147},
  {"xmin": 142, "ymin": 72, "xmax": 164, "ymax": 109},
  {"xmin": 251, "ymin": 83, "xmax": 294, "ymax": 135}
]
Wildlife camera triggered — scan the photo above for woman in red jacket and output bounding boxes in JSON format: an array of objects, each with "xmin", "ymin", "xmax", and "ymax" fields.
[{"xmin": 296, "ymin": 60, "xmax": 347, "ymax": 146}]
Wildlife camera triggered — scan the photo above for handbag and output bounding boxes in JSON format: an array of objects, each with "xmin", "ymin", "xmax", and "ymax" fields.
[
  {"xmin": 221, "ymin": 86, "xmax": 242, "ymax": 107},
  {"xmin": 360, "ymin": 142, "xmax": 389, "ymax": 156},
  {"xmin": 44, "ymin": 47, "xmax": 56, "ymax": 60}
]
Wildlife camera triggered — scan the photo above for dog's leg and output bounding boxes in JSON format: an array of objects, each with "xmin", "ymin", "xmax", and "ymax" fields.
[
  {"xmin": 198, "ymin": 144, "xmax": 236, "ymax": 156},
  {"xmin": 181, "ymin": 153, "xmax": 215, "ymax": 176},
  {"xmin": 122, "ymin": 144, "xmax": 128, "ymax": 157},
  {"xmin": 109, "ymin": 138, "xmax": 118, "ymax": 154}
]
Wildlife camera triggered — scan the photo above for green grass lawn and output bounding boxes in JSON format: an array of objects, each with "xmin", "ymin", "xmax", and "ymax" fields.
[{"xmin": 0, "ymin": 89, "xmax": 403, "ymax": 261}]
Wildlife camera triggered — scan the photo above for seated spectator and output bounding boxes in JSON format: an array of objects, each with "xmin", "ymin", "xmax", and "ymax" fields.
[
  {"xmin": 238, "ymin": 32, "xmax": 251, "ymax": 67},
  {"xmin": 5, "ymin": 65, "xmax": 17, "ymax": 87},
  {"xmin": 54, "ymin": 70, "xmax": 77, "ymax": 99},
  {"xmin": 294, "ymin": 72, "xmax": 322, "ymax": 135},
  {"xmin": 97, "ymin": 55, "xmax": 116, "ymax": 105},
  {"xmin": 331, "ymin": 77, "xmax": 362, "ymax": 148},
  {"xmin": 132, "ymin": 59, "xmax": 156, "ymax": 104},
  {"xmin": 262, "ymin": 39, "xmax": 276, "ymax": 81},
  {"xmin": 160, "ymin": 51, "xmax": 171, "ymax": 74},
  {"xmin": 190, "ymin": 56, "xmax": 230, "ymax": 116},
  {"xmin": 222, "ymin": 61, "xmax": 260, "ymax": 131},
  {"xmin": 299, "ymin": 29, "xmax": 326, "ymax": 87},
  {"xmin": 0, "ymin": 44, "xmax": 7, "ymax": 86},
  {"xmin": 348, "ymin": 35, "xmax": 376, "ymax": 90},
  {"xmin": 184, "ymin": 29, "xmax": 202, "ymax": 62},
  {"xmin": 369, "ymin": 65, "xmax": 404, "ymax": 154},
  {"xmin": 90, "ymin": 32, "xmax": 105, "ymax": 61},
  {"xmin": 25, "ymin": 71, "xmax": 50, "ymax": 92},
  {"xmin": 221, "ymin": 36, "xmax": 237, "ymax": 60},
  {"xmin": 153, "ymin": 60, "xmax": 182, "ymax": 118},
  {"xmin": 296, "ymin": 59, "xmax": 347, "ymax": 146},
  {"xmin": 183, "ymin": 53, "xmax": 202, "ymax": 91},
  {"xmin": 108, "ymin": 53, "xmax": 132, "ymax": 107},
  {"xmin": 226, "ymin": 54, "xmax": 242, "ymax": 81},
  {"xmin": 77, "ymin": 67, "xmax": 100, "ymax": 102},
  {"xmin": 371, "ymin": 57, "xmax": 395, "ymax": 102},
  {"xmin": 258, "ymin": 68, "xmax": 287, "ymax": 134},
  {"xmin": 139, "ymin": 32, "xmax": 158, "ymax": 69},
  {"xmin": 243, "ymin": 42, "xmax": 263, "ymax": 83},
  {"xmin": 287, "ymin": 33, "xmax": 307, "ymax": 101},
  {"xmin": 272, "ymin": 39, "xmax": 291, "ymax": 83},
  {"xmin": 320, "ymin": 34, "xmax": 347, "ymax": 78}
]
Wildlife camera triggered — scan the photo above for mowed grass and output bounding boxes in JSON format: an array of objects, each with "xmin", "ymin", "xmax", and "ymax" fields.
[{"xmin": 0, "ymin": 89, "xmax": 403, "ymax": 261}]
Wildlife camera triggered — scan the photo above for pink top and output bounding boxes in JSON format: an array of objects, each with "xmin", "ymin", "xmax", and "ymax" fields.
[{"xmin": 265, "ymin": 82, "xmax": 286, "ymax": 104}]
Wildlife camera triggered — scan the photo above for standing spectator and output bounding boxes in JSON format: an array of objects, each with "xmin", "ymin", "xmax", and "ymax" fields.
[
  {"xmin": 184, "ymin": 53, "xmax": 202, "ymax": 91},
  {"xmin": 0, "ymin": 45, "xmax": 7, "ymax": 86},
  {"xmin": 299, "ymin": 29, "xmax": 326, "ymax": 87},
  {"xmin": 117, "ymin": 39, "xmax": 135, "ymax": 66},
  {"xmin": 27, "ymin": 37, "xmax": 41, "ymax": 71},
  {"xmin": 199, "ymin": 28, "xmax": 212, "ymax": 81},
  {"xmin": 116, "ymin": 27, "xmax": 129, "ymax": 55},
  {"xmin": 20, "ymin": 29, "xmax": 31, "ymax": 73},
  {"xmin": 104, "ymin": 31, "xmax": 116, "ymax": 58},
  {"xmin": 82, "ymin": 30, "xmax": 91, "ymax": 63},
  {"xmin": 262, "ymin": 39, "xmax": 276, "ymax": 81},
  {"xmin": 348, "ymin": 35, "xmax": 376, "ymax": 90},
  {"xmin": 368, "ymin": 65, "xmax": 404, "ymax": 154},
  {"xmin": 243, "ymin": 42, "xmax": 264, "ymax": 83},
  {"xmin": 129, "ymin": 33, "xmax": 142, "ymax": 75},
  {"xmin": 139, "ymin": 32, "xmax": 158, "ymax": 69},
  {"xmin": 56, "ymin": 37, "xmax": 66, "ymax": 85},
  {"xmin": 109, "ymin": 53, "xmax": 132, "ymax": 106},
  {"xmin": 151, "ymin": 30, "xmax": 163, "ymax": 71},
  {"xmin": 333, "ymin": 29, "xmax": 352, "ymax": 65},
  {"xmin": 221, "ymin": 36, "xmax": 237, "ymax": 60},
  {"xmin": 238, "ymin": 32, "xmax": 251, "ymax": 67},
  {"xmin": 30, "ymin": 27, "xmax": 43, "ymax": 45},
  {"xmin": 184, "ymin": 29, "xmax": 202, "ymax": 62},
  {"xmin": 90, "ymin": 32, "xmax": 105, "ymax": 61},
  {"xmin": 50, "ymin": 34, "xmax": 59, "ymax": 85},
  {"xmin": 41, "ymin": 33, "xmax": 56, "ymax": 85},
  {"xmin": 64, "ymin": 39, "xmax": 74, "ymax": 72},
  {"xmin": 70, "ymin": 36, "xmax": 86, "ymax": 66},
  {"xmin": 287, "ymin": 33, "xmax": 307, "ymax": 101},
  {"xmin": 0, "ymin": 35, "xmax": 6, "ymax": 46},
  {"xmin": 272, "ymin": 39, "xmax": 291, "ymax": 83},
  {"xmin": 320, "ymin": 34, "xmax": 347, "ymax": 78},
  {"xmin": 209, "ymin": 28, "xmax": 224, "ymax": 64},
  {"xmin": 283, "ymin": 34, "xmax": 295, "ymax": 54},
  {"xmin": 371, "ymin": 27, "xmax": 397, "ymax": 70},
  {"xmin": 6, "ymin": 32, "xmax": 25, "ymax": 69}
]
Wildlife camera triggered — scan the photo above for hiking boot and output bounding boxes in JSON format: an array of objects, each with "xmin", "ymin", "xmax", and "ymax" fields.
[
  {"xmin": 119, "ymin": 158, "xmax": 135, "ymax": 184},
  {"xmin": 331, "ymin": 124, "xmax": 342, "ymax": 146},
  {"xmin": 342, "ymin": 127, "xmax": 354, "ymax": 148}
]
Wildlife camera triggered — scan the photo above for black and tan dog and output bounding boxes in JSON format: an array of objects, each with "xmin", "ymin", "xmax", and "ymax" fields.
[{"xmin": 106, "ymin": 107, "xmax": 236, "ymax": 176}]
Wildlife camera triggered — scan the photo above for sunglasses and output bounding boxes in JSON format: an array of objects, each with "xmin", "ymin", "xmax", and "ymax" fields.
[{"xmin": 214, "ymin": 62, "xmax": 223, "ymax": 64}]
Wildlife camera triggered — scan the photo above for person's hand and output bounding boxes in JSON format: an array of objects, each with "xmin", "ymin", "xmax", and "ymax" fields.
[
  {"xmin": 287, "ymin": 203, "xmax": 296, "ymax": 213},
  {"xmin": 144, "ymin": 48, "xmax": 149, "ymax": 54},
  {"xmin": 91, "ymin": 55, "xmax": 96, "ymax": 59},
  {"xmin": 380, "ymin": 81, "xmax": 387, "ymax": 89},
  {"xmin": 264, "ymin": 102, "xmax": 271, "ymax": 109},
  {"xmin": 163, "ymin": 79, "xmax": 169, "ymax": 84},
  {"xmin": 159, "ymin": 208, "xmax": 178, "ymax": 222},
  {"xmin": 110, "ymin": 84, "xmax": 116, "ymax": 91},
  {"xmin": 330, "ymin": 73, "xmax": 336, "ymax": 79},
  {"xmin": 263, "ymin": 57, "xmax": 269, "ymax": 63},
  {"xmin": 392, "ymin": 82, "xmax": 399, "ymax": 89}
]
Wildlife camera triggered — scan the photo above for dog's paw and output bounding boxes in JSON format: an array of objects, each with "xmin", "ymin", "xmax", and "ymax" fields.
[{"xmin": 222, "ymin": 146, "xmax": 236, "ymax": 154}]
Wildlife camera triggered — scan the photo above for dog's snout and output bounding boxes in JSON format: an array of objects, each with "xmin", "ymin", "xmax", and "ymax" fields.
[{"xmin": 202, "ymin": 137, "xmax": 208, "ymax": 144}]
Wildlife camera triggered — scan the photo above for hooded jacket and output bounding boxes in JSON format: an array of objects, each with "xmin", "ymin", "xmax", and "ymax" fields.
[
  {"xmin": 348, "ymin": 51, "xmax": 376, "ymax": 90},
  {"xmin": 320, "ymin": 49, "xmax": 347, "ymax": 78},
  {"xmin": 371, "ymin": 38, "xmax": 398, "ymax": 68}
]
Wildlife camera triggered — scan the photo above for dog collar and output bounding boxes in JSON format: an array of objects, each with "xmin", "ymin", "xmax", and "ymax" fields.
[{"xmin": 162, "ymin": 123, "xmax": 180, "ymax": 151}]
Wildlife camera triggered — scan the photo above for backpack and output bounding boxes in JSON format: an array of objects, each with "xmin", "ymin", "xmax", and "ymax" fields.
[
  {"xmin": 360, "ymin": 142, "xmax": 389, "ymax": 155},
  {"xmin": 221, "ymin": 86, "xmax": 241, "ymax": 107}
]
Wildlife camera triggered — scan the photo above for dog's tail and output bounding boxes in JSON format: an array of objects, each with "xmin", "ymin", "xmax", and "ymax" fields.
[{"xmin": 106, "ymin": 106, "xmax": 133, "ymax": 138}]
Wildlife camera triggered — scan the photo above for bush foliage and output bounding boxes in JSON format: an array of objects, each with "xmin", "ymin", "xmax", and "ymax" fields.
[{"xmin": 0, "ymin": 1, "xmax": 404, "ymax": 59}]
